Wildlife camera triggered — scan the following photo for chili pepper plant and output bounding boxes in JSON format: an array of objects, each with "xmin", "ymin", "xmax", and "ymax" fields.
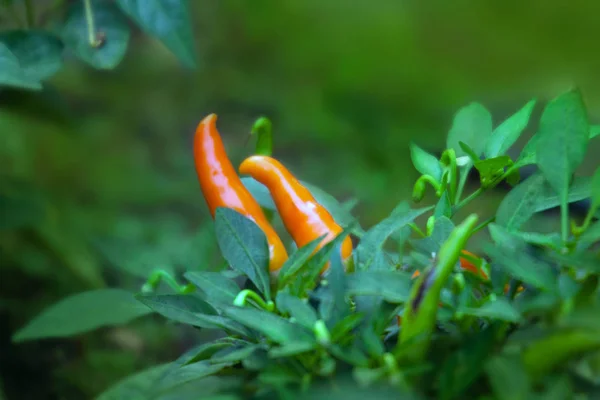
[{"xmin": 13, "ymin": 88, "xmax": 600, "ymax": 399}]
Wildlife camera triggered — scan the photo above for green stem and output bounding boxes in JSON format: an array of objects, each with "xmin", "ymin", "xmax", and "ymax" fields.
[
  {"xmin": 560, "ymin": 201, "xmax": 569, "ymax": 246},
  {"xmin": 453, "ymin": 188, "xmax": 483, "ymax": 213},
  {"xmin": 441, "ymin": 149, "xmax": 458, "ymax": 203},
  {"xmin": 572, "ymin": 203, "xmax": 598, "ymax": 237},
  {"xmin": 471, "ymin": 216, "xmax": 496, "ymax": 235},
  {"xmin": 408, "ymin": 222, "xmax": 427, "ymax": 238},
  {"xmin": 83, "ymin": 0, "xmax": 102, "ymax": 47},
  {"xmin": 141, "ymin": 269, "xmax": 196, "ymax": 294},
  {"xmin": 454, "ymin": 163, "xmax": 472, "ymax": 204},
  {"xmin": 24, "ymin": 0, "xmax": 34, "ymax": 27},
  {"xmin": 233, "ymin": 289, "xmax": 275, "ymax": 311}
]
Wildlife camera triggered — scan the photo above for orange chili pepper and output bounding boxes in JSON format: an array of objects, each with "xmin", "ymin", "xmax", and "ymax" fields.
[
  {"xmin": 239, "ymin": 155, "xmax": 353, "ymax": 274},
  {"xmin": 193, "ymin": 114, "xmax": 288, "ymax": 272}
]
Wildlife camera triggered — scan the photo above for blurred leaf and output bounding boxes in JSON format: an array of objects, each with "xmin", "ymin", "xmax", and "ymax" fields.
[
  {"xmin": 434, "ymin": 191, "xmax": 452, "ymax": 219},
  {"xmin": 137, "ymin": 294, "xmax": 249, "ymax": 335},
  {"xmin": 215, "ymin": 207, "xmax": 271, "ymax": 300},
  {"xmin": 96, "ymin": 363, "xmax": 171, "ymax": 400},
  {"xmin": 277, "ymin": 234, "xmax": 326, "ymax": 289},
  {"xmin": 276, "ymin": 291, "xmax": 318, "ymax": 329},
  {"xmin": 409, "ymin": 142, "xmax": 443, "ymax": 181},
  {"xmin": 0, "ymin": 31, "xmax": 63, "ymax": 81},
  {"xmin": 62, "ymin": 0, "xmax": 130, "ymax": 69},
  {"xmin": 515, "ymin": 134, "xmax": 539, "ymax": 168},
  {"xmin": 460, "ymin": 297, "xmax": 522, "ymax": 322},
  {"xmin": 223, "ymin": 306, "xmax": 315, "ymax": 345},
  {"xmin": 536, "ymin": 89, "xmax": 589, "ymax": 212},
  {"xmin": 533, "ymin": 176, "xmax": 591, "ymax": 212},
  {"xmin": 184, "ymin": 272, "xmax": 240, "ymax": 306},
  {"xmin": 591, "ymin": 166, "xmax": 600, "ymax": 208},
  {"xmin": 166, "ymin": 340, "xmax": 234, "ymax": 370},
  {"xmin": 485, "ymin": 355, "xmax": 531, "ymax": 400},
  {"xmin": 346, "ymin": 271, "xmax": 412, "ymax": 303},
  {"xmin": 0, "ymin": 190, "xmax": 46, "ymax": 230},
  {"xmin": 0, "ymin": 42, "xmax": 42, "ymax": 90},
  {"xmin": 474, "ymin": 156, "xmax": 512, "ymax": 187},
  {"xmin": 508, "ymin": 231, "xmax": 563, "ymax": 250},
  {"xmin": 356, "ymin": 205, "xmax": 432, "ymax": 270},
  {"xmin": 153, "ymin": 361, "xmax": 232, "ymax": 393},
  {"xmin": 210, "ymin": 344, "xmax": 261, "ymax": 363},
  {"xmin": 13, "ymin": 289, "xmax": 151, "ymax": 342},
  {"xmin": 591, "ymin": 125, "xmax": 600, "ymax": 139},
  {"xmin": 116, "ymin": 0, "xmax": 196, "ymax": 68},
  {"xmin": 523, "ymin": 329, "xmax": 600, "ymax": 380},
  {"xmin": 447, "ymin": 102, "xmax": 492, "ymax": 157},
  {"xmin": 487, "ymin": 224, "xmax": 557, "ymax": 291},
  {"xmin": 485, "ymin": 99, "xmax": 536, "ymax": 158},
  {"xmin": 268, "ymin": 341, "xmax": 317, "ymax": 358},
  {"xmin": 578, "ymin": 221, "xmax": 600, "ymax": 251},
  {"xmin": 241, "ymin": 177, "xmax": 275, "ymax": 210},
  {"xmin": 303, "ymin": 228, "xmax": 353, "ymax": 282}
]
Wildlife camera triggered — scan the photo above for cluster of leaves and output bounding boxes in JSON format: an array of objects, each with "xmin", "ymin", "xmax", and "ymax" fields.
[
  {"xmin": 13, "ymin": 89, "xmax": 600, "ymax": 399},
  {"xmin": 0, "ymin": 0, "xmax": 196, "ymax": 91}
]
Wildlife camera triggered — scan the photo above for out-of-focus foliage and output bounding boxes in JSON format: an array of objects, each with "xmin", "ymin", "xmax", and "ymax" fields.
[{"xmin": 2, "ymin": 0, "xmax": 600, "ymax": 399}]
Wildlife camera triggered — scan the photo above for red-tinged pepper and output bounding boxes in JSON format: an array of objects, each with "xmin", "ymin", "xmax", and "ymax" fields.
[
  {"xmin": 238, "ymin": 155, "xmax": 353, "ymax": 273},
  {"xmin": 193, "ymin": 114, "xmax": 288, "ymax": 272}
]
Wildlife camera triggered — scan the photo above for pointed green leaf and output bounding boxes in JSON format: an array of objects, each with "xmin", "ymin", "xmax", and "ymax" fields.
[
  {"xmin": 275, "ymin": 291, "xmax": 318, "ymax": 330},
  {"xmin": 268, "ymin": 341, "xmax": 317, "ymax": 358},
  {"xmin": 184, "ymin": 271, "xmax": 240, "ymax": 306},
  {"xmin": 434, "ymin": 191, "xmax": 452, "ymax": 219},
  {"xmin": 356, "ymin": 205, "xmax": 432, "ymax": 270},
  {"xmin": 215, "ymin": 207, "xmax": 271, "ymax": 300},
  {"xmin": 116, "ymin": 0, "xmax": 196, "ymax": 67},
  {"xmin": 458, "ymin": 141, "xmax": 481, "ymax": 163},
  {"xmin": 154, "ymin": 361, "xmax": 232, "ymax": 393},
  {"xmin": 485, "ymin": 99, "xmax": 537, "ymax": 158},
  {"xmin": 96, "ymin": 363, "xmax": 172, "ymax": 400},
  {"xmin": 62, "ymin": 0, "xmax": 130, "ymax": 69},
  {"xmin": 461, "ymin": 297, "xmax": 522, "ymax": 322},
  {"xmin": 277, "ymin": 234, "xmax": 326, "ymax": 289},
  {"xmin": 13, "ymin": 289, "xmax": 151, "ymax": 342},
  {"xmin": 319, "ymin": 244, "xmax": 349, "ymax": 327},
  {"xmin": 210, "ymin": 344, "xmax": 261, "ymax": 363},
  {"xmin": 474, "ymin": 156, "xmax": 512, "ymax": 188},
  {"xmin": 536, "ymin": 89, "xmax": 589, "ymax": 212},
  {"xmin": 412, "ymin": 216, "xmax": 455, "ymax": 254},
  {"xmin": 223, "ymin": 306, "xmax": 315, "ymax": 345},
  {"xmin": 346, "ymin": 271, "xmax": 412, "ymax": 303},
  {"xmin": 447, "ymin": 102, "xmax": 492, "ymax": 157},
  {"xmin": 591, "ymin": 125, "xmax": 600, "ymax": 139},
  {"xmin": 410, "ymin": 142, "xmax": 443, "ymax": 181}
]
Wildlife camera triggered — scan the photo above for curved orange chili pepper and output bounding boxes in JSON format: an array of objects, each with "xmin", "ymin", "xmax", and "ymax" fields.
[
  {"xmin": 193, "ymin": 114, "xmax": 288, "ymax": 272},
  {"xmin": 238, "ymin": 155, "xmax": 353, "ymax": 274}
]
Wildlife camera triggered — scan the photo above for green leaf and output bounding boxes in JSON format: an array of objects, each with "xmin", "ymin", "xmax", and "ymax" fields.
[
  {"xmin": 496, "ymin": 173, "xmax": 591, "ymax": 230},
  {"xmin": 523, "ymin": 329, "xmax": 600, "ymax": 380},
  {"xmin": 591, "ymin": 166, "xmax": 600, "ymax": 208},
  {"xmin": 412, "ymin": 216, "xmax": 455, "ymax": 254},
  {"xmin": 460, "ymin": 297, "xmax": 522, "ymax": 322},
  {"xmin": 0, "ymin": 30, "xmax": 63, "ymax": 81},
  {"xmin": 96, "ymin": 363, "xmax": 172, "ymax": 400},
  {"xmin": 591, "ymin": 125, "xmax": 600, "ymax": 139},
  {"xmin": 356, "ymin": 205, "xmax": 432, "ymax": 270},
  {"xmin": 485, "ymin": 99, "xmax": 537, "ymax": 158},
  {"xmin": 474, "ymin": 156, "xmax": 512, "ymax": 188},
  {"xmin": 116, "ymin": 0, "xmax": 196, "ymax": 68},
  {"xmin": 409, "ymin": 142, "xmax": 443, "ymax": 181},
  {"xmin": 303, "ymin": 228, "xmax": 353, "ymax": 281},
  {"xmin": 137, "ymin": 294, "xmax": 249, "ymax": 335},
  {"xmin": 275, "ymin": 291, "xmax": 317, "ymax": 330},
  {"xmin": 485, "ymin": 355, "xmax": 531, "ymax": 400},
  {"xmin": 184, "ymin": 271, "xmax": 239, "ymax": 306},
  {"xmin": 536, "ymin": 89, "xmax": 589, "ymax": 213},
  {"xmin": 508, "ymin": 231, "xmax": 563, "ymax": 250},
  {"xmin": 210, "ymin": 344, "xmax": 262, "ymax": 363},
  {"xmin": 241, "ymin": 177, "xmax": 276, "ymax": 210},
  {"xmin": 458, "ymin": 141, "xmax": 481, "ymax": 163},
  {"xmin": 434, "ymin": 191, "xmax": 452, "ymax": 219},
  {"xmin": 167, "ymin": 340, "xmax": 234, "ymax": 369},
  {"xmin": 515, "ymin": 134, "xmax": 539, "ymax": 168},
  {"xmin": 346, "ymin": 271, "xmax": 412, "ymax": 303},
  {"xmin": 13, "ymin": 289, "xmax": 151, "ymax": 342},
  {"xmin": 62, "ymin": 0, "xmax": 130, "ymax": 69},
  {"xmin": 487, "ymin": 224, "xmax": 557, "ymax": 291},
  {"xmin": 0, "ymin": 42, "xmax": 42, "ymax": 90},
  {"xmin": 223, "ymin": 306, "xmax": 315, "ymax": 345},
  {"xmin": 215, "ymin": 207, "xmax": 271, "ymax": 300},
  {"xmin": 447, "ymin": 102, "xmax": 492, "ymax": 157},
  {"xmin": 578, "ymin": 222, "xmax": 600, "ymax": 251},
  {"xmin": 277, "ymin": 234, "xmax": 326, "ymax": 289},
  {"xmin": 154, "ymin": 361, "xmax": 232, "ymax": 393},
  {"xmin": 319, "ymin": 244, "xmax": 349, "ymax": 327},
  {"xmin": 269, "ymin": 341, "xmax": 317, "ymax": 358}
]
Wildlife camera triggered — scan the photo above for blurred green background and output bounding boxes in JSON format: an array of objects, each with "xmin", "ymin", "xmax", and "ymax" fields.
[{"xmin": 2, "ymin": 1, "xmax": 600, "ymax": 398}]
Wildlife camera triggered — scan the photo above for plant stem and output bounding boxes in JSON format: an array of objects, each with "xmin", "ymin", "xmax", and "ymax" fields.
[
  {"xmin": 24, "ymin": 0, "xmax": 34, "ymax": 27},
  {"xmin": 454, "ymin": 164, "xmax": 472, "ymax": 204},
  {"xmin": 233, "ymin": 289, "xmax": 275, "ymax": 311},
  {"xmin": 83, "ymin": 0, "xmax": 101, "ymax": 47},
  {"xmin": 560, "ymin": 200, "xmax": 569, "ymax": 246},
  {"xmin": 471, "ymin": 216, "xmax": 496, "ymax": 234},
  {"xmin": 454, "ymin": 188, "xmax": 483, "ymax": 213}
]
